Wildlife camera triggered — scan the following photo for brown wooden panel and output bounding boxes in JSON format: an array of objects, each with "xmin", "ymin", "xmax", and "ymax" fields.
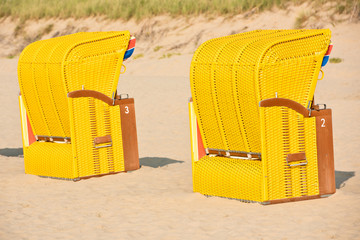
[
  {"xmin": 68, "ymin": 90, "xmax": 134, "ymax": 106},
  {"xmin": 79, "ymin": 171, "xmax": 124, "ymax": 180},
  {"xmin": 287, "ymin": 152, "xmax": 306, "ymax": 162},
  {"xmin": 315, "ymin": 109, "xmax": 336, "ymax": 195},
  {"xmin": 266, "ymin": 195, "xmax": 321, "ymax": 204},
  {"xmin": 94, "ymin": 135, "xmax": 111, "ymax": 144},
  {"xmin": 119, "ymin": 98, "xmax": 140, "ymax": 171},
  {"xmin": 260, "ymin": 98, "xmax": 310, "ymax": 117}
]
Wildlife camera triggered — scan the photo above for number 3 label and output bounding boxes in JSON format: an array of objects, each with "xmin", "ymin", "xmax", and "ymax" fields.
[
  {"xmin": 125, "ymin": 106, "xmax": 129, "ymax": 114},
  {"xmin": 321, "ymin": 118, "xmax": 325, "ymax": 127}
]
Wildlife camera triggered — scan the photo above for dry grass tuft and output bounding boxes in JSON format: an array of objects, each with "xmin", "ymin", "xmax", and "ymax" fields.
[
  {"xmin": 153, "ymin": 46, "xmax": 163, "ymax": 52},
  {"xmin": 329, "ymin": 57, "xmax": 343, "ymax": 63},
  {"xmin": 1, "ymin": 0, "xmax": 358, "ymax": 21},
  {"xmin": 294, "ymin": 11, "xmax": 312, "ymax": 29},
  {"xmin": 133, "ymin": 53, "xmax": 144, "ymax": 59}
]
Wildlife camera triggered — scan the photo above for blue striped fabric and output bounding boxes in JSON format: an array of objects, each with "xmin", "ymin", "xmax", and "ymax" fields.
[{"xmin": 124, "ymin": 36, "xmax": 136, "ymax": 61}]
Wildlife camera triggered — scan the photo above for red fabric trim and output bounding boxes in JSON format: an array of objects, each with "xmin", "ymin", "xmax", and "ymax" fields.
[
  {"xmin": 325, "ymin": 44, "xmax": 333, "ymax": 55},
  {"xmin": 127, "ymin": 38, "xmax": 136, "ymax": 50},
  {"xmin": 197, "ymin": 121, "xmax": 206, "ymax": 159},
  {"xmin": 26, "ymin": 114, "xmax": 36, "ymax": 146}
]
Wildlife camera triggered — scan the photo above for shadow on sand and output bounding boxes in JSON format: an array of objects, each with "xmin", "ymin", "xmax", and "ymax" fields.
[
  {"xmin": 0, "ymin": 148, "xmax": 23, "ymax": 157},
  {"xmin": 335, "ymin": 170, "xmax": 355, "ymax": 189},
  {"xmin": 140, "ymin": 157, "xmax": 184, "ymax": 168},
  {"xmin": 0, "ymin": 148, "xmax": 354, "ymax": 187},
  {"xmin": 0, "ymin": 149, "xmax": 185, "ymax": 169}
]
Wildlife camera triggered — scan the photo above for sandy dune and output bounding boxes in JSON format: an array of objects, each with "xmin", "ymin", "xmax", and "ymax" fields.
[{"xmin": 0, "ymin": 8, "xmax": 360, "ymax": 240}]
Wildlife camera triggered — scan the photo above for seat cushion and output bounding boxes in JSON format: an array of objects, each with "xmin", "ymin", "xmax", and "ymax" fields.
[
  {"xmin": 193, "ymin": 155, "xmax": 263, "ymax": 202},
  {"xmin": 24, "ymin": 142, "xmax": 74, "ymax": 179}
]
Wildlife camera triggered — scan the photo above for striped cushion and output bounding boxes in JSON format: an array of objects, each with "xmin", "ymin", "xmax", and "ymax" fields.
[
  {"xmin": 124, "ymin": 36, "xmax": 136, "ymax": 60},
  {"xmin": 321, "ymin": 42, "xmax": 333, "ymax": 67}
]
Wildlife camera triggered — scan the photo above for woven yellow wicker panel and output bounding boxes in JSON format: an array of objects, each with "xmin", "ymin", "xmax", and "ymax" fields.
[
  {"xmin": 68, "ymin": 97, "xmax": 125, "ymax": 178},
  {"xmin": 18, "ymin": 31, "xmax": 131, "ymax": 180},
  {"xmin": 215, "ymin": 30, "xmax": 305, "ymax": 153},
  {"xmin": 18, "ymin": 31, "xmax": 130, "ymax": 138},
  {"xmin": 256, "ymin": 30, "xmax": 331, "ymax": 201},
  {"xmin": 24, "ymin": 142, "xmax": 74, "ymax": 179},
  {"xmin": 190, "ymin": 30, "xmax": 263, "ymax": 150},
  {"xmin": 303, "ymin": 117, "xmax": 320, "ymax": 196},
  {"xmin": 256, "ymin": 30, "xmax": 331, "ymax": 105},
  {"xmin": 260, "ymin": 107, "xmax": 320, "ymax": 200},
  {"xmin": 211, "ymin": 30, "xmax": 278, "ymax": 152},
  {"xmin": 193, "ymin": 155, "xmax": 262, "ymax": 202},
  {"xmin": 64, "ymin": 33, "xmax": 129, "ymax": 95},
  {"xmin": 233, "ymin": 30, "xmax": 307, "ymax": 153},
  {"xmin": 18, "ymin": 61, "xmax": 49, "ymax": 136},
  {"xmin": 191, "ymin": 30, "xmax": 310, "ymax": 152},
  {"xmin": 109, "ymin": 106, "xmax": 125, "ymax": 173},
  {"xmin": 18, "ymin": 33, "xmax": 86, "ymax": 137},
  {"xmin": 190, "ymin": 29, "xmax": 331, "ymax": 203}
]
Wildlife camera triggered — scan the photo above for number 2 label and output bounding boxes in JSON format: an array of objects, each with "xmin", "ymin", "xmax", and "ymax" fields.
[{"xmin": 321, "ymin": 118, "xmax": 325, "ymax": 127}]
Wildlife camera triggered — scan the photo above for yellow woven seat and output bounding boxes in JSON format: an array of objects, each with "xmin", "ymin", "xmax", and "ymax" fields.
[
  {"xmin": 189, "ymin": 29, "xmax": 335, "ymax": 204},
  {"xmin": 18, "ymin": 31, "xmax": 140, "ymax": 180},
  {"xmin": 193, "ymin": 156, "xmax": 262, "ymax": 202},
  {"xmin": 24, "ymin": 142, "xmax": 73, "ymax": 179}
]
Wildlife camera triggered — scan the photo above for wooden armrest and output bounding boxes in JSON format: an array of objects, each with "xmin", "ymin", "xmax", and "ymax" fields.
[
  {"xmin": 68, "ymin": 90, "xmax": 133, "ymax": 106},
  {"xmin": 259, "ymin": 98, "xmax": 310, "ymax": 117}
]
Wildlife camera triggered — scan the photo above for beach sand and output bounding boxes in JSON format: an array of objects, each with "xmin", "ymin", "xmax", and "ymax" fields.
[{"xmin": 0, "ymin": 7, "xmax": 359, "ymax": 239}]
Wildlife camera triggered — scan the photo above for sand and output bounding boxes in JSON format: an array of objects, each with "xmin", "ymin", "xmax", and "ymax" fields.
[{"xmin": 0, "ymin": 6, "xmax": 360, "ymax": 240}]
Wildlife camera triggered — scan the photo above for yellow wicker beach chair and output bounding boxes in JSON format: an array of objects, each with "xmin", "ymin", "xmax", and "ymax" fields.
[
  {"xmin": 18, "ymin": 31, "xmax": 140, "ymax": 181},
  {"xmin": 189, "ymin": 29, "xmax": 335, "ymax": 204}
]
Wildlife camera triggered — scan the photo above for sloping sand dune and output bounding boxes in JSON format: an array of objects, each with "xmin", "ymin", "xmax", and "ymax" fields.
[{"xmin": 0, "ymin": 9, "xmax": 359, "ymax": 240}]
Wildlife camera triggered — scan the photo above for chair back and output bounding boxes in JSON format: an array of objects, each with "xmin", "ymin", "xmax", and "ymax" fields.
[
  {"xmin": 190, "ymin": 29, "xmax": 331, "ymax": 153},
  {"xmin": 18, "ymin": 31, "xmax": 131, "ymax": 138}
]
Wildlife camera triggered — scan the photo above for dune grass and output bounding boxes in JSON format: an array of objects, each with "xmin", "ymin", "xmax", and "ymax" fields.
[
  {"xmin": 1, "ymin": 0, "xmax": 358, "ymax": 21},
  {"xmin": 133, "ymin": 53, "xmax": 144, "ymax": 59},
  {"xmin": 153, "ymin": 46, "xmax": 163, "ymax": 52},
  {"xmin": 330, "ymin": 58, "xmax": 343, "ymax": 63},
  {"xmin": 159, "ymin": 52, "xmax": 181, "ymax": 59}
]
